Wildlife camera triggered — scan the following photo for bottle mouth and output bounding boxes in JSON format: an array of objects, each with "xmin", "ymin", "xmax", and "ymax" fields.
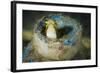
[{"xmin": 35, "ymin": 14, "xmax": 82, "ymax": 46}]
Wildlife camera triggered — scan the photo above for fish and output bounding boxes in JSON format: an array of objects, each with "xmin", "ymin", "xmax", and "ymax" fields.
[{"xmin": 45, "ymin": 19, "xmax": 57, "ymax": 39}]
